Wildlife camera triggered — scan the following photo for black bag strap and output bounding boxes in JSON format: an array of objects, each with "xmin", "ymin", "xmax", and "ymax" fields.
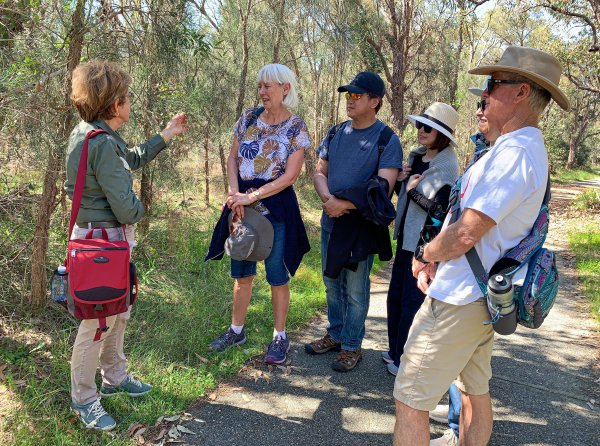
[
  {"xmin": 450, "ymin": 175, "xmax": 552, "ymax": 296},
  {"xmin": 245, "ymin": 107, "xmax": 265, "ymax": 131}
]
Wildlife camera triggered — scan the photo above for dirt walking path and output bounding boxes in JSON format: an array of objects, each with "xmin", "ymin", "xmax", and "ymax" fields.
[{"xmin": 177, "ymin": 179, "xmax": 599, "ymax": 446}]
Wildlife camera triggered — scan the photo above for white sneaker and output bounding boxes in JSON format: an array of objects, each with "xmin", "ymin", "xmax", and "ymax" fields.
[
  {"xmin": 429, "ymin": 404, "xmax": 449, "ymax": 424},
  {"xmin": 430, "ymin": 429, "xmax": 458, "ymax": 445}
]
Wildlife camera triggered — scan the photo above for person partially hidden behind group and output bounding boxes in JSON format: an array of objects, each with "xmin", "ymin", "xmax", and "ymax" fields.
[
  {"xmin": 66, "ymin": 60, "xmax": 188, "ymax": 430},
  {"xmin": 383, "ymin": 102, "xmax": 459, "ymax": 377},
  {"xmin": 205, "ymin": 63, "xmax": 311, "ymax": 365}
]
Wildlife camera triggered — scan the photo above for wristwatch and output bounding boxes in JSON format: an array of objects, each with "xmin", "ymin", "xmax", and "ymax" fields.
[
  {"xmin": 250, "ymin": 190, "xmax": 261, "ymax": 201},
  {"xmin": 414, "ymin": 244, "xmax": 429, "ymax": 264}
]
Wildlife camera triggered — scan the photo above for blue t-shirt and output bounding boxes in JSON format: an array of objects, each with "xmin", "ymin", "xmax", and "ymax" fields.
[{"xmin": 317, "ymin": 119, "xmax": 403, "ymax": 231}]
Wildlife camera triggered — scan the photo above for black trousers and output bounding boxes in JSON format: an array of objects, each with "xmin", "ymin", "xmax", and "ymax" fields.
[{"xmin": 386, "ymin": 247, "xmax": 426, "ymax": 366}]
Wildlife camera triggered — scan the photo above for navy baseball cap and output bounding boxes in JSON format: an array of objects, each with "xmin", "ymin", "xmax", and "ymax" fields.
[{"xmin": 338, "ymin": 71, "xmax": 385, "ymax": 97}]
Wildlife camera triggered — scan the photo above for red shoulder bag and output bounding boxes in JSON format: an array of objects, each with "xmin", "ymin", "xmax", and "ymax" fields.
[{"xmin": 65, "ymin": 129, "xmax": 138, "ymax": 340}]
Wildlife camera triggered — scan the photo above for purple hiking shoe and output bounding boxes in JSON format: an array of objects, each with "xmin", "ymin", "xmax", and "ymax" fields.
[{"xmin": 264, "ymin": 335, "xmax": 290, "ymax": 364}]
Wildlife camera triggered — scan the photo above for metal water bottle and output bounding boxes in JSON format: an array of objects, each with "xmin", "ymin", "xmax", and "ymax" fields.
[
  {"xmin": 50, "ymin": 266, "xmax": 68, "ymax": 304},
  {"xmin": 487, "ymin": 274, "xmax": 517, "ymax": 335}
]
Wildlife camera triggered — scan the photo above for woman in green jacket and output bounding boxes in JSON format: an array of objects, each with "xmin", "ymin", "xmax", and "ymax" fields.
[{"xmin": 65, "ymin": 60, "xmax": 187, "ymax": 431}]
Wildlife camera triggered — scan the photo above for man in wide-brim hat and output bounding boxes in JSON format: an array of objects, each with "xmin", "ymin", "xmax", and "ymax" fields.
[{"xmin": 394, "ymin": 46, "xmax": 570, "ymax": 446}]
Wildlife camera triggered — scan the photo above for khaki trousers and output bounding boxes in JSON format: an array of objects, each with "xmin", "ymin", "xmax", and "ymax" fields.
[{"xmin": 70, "ymin": 225, "xmax": 135, "ymax": 406}]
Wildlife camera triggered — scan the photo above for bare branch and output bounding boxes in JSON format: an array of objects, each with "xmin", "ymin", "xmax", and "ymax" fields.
[
  {"xmin": 189, "ymin": 0, "xmax": 220, "ymax": 32},
  {"xmin": 565, "ymin": 72, "xmax": 600, "ymax": 94},
  {"xmin": 539, "ymin": 2, "xmax": 599, "ymax": 52}
]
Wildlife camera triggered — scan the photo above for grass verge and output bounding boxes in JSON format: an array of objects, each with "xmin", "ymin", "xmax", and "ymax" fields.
[
  {"xmin": 551, "ymin": 167, "xmax": 599, "ymax": 184},
  {"xmin": 568, "ymin": 222, "xmax": 600, "ymax": 326},
  {"xmin": 0, "ymin": 199, "xmax": 328, "ymax": 445}
]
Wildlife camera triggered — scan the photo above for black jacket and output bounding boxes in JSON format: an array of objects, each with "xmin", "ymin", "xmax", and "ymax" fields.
[{"xmin": 324, "ymin": 177, "xmax": 395, "ymax": 278}]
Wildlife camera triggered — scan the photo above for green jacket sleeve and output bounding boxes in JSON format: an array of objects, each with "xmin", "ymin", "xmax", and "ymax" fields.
[
  {"xmin": 123, "ymin": 134, "xmax": 167, "ymax": 171},
  {"xmin": 90, "ymin": 138, "xmax": 145, "ymax": 224}
]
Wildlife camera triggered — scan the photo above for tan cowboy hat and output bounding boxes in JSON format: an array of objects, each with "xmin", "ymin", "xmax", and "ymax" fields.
[
  {"xmin": 407, "ymin": 102, "xmax": 459, "ymax": 146},
  {"xmin": 468, "ymin": 46, "xmax": 570, "ymax": 111}
]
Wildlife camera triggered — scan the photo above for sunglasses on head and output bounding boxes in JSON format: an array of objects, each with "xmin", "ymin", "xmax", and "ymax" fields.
[
  {"xmin": 344, "ymin": 92, "xmax": 364, "ymax": 101},
  {"xmin": 485, "ymin": 78, "xmax": 521, "ymax": 95},
  {"xmin": 415, "ymin": 121, "xmax": 433, "ymax": 133}
]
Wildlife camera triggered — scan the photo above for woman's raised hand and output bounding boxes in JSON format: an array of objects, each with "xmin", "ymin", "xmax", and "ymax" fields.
[{"xmin": 161, "ymin": 112, "xmax": 189, "ymax": 142}]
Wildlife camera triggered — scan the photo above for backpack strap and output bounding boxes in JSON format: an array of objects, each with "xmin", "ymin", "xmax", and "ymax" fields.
[
  {"xmin": 376, "ymin": 125, "xmax": 394, "ymax": 157},
  {"xmin": 452, "ymin": 174, "xmax": 552, "ymax": 298},
  {"xmin": 68, "ymin": 129, "xmax": 109, "ymax": 238},
  {"xmin": 245, "ymin": 107, "xmax": 265, "ymax": 131},
  {"xmin": 93, "ymin": 316, "xmax": 109, "ymax": 342}
]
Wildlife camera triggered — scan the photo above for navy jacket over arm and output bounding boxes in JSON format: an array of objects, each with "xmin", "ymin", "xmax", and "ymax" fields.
[
  {"xmin": 205, "ymin": 177, "xmax": 310, "ymax": 277},
  {"xmin": 324, "ymin": 177, "xmax": 395, "ymax": 278}
]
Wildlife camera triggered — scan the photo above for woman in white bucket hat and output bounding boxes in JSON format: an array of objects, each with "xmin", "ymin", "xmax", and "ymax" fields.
[{"xmin": 383, "ymin": 102, "xmax": 459, "ymax": 376}]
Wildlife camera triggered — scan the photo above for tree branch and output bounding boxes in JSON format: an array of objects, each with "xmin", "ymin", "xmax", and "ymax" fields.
[
  {"xmin": 565, "ymin": 72, "xmax": 600, "ymax": 94},
  {"xmin": 539, "ymin": 2, "xmax": 598, "ymax": 52},
  {"xmin": 189, "ymin": 0, "xmax": 220, "ymax": 32}
]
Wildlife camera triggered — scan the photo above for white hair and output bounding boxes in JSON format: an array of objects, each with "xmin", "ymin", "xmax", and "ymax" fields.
[{"xmin": 257, "ymin": 63, "xmax": 299, "ymax": 109}]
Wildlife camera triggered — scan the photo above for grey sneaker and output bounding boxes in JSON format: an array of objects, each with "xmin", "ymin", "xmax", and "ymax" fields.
[
  {"xmin": 70, "ymin": 399, "xmax": 116, "ymax": 431},
  {"xmin": 381, "ymin": 351, "xmax": 394, "ymax": 364},
  {"xmin": 100, "ymin": 374, "xmax": 152, "ymax": 398},
  {"xmin": 209, "ymin": 327, "xmax": 247, "ymax": 352},
  {"xmin": 386, "ymin": 362, "xmax": 399, "ymax": 376},
  {"xmin": 430, "ymin": 404, "xmax": 450, "ymax": 424}
]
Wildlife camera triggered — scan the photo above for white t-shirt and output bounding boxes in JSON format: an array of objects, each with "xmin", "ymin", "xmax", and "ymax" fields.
[{"xmin": 428, "ymin": 127, "xmax": 548, "ymax": 305}]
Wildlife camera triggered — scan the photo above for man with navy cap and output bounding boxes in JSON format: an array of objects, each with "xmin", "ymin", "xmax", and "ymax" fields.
[{"xmin": 305, "ymin": 71, "xmax": 402, "ymax": 372}]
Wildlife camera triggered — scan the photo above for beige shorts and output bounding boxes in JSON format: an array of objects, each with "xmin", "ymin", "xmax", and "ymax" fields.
[{"xmin": 393, "ymin": 296, "xmax": 494, "ymax": 411}]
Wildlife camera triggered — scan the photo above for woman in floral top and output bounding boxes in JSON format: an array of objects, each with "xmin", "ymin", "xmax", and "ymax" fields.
[{"xmin": 207, "ymin": 64, "xmax": 311, "ymax": 365}]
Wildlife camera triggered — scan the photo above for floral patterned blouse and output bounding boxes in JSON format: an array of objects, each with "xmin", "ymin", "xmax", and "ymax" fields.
[{"xmin": 234, "ymin": 107, "xmax": 311, "ymax": 181}]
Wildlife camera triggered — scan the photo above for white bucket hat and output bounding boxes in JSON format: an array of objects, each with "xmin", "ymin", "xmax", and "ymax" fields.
[{"xmin": 407, "ymin": 102, "xmax": 459, "ymax": 147}]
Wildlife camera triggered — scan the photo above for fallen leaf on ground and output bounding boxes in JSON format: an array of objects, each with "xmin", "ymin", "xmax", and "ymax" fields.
[
  {"xmin": 207, "ymin": 392, "xmax": 217, "ymax": 401},
  {"xmin": 194, "ymin": 353, "xmax": 209, "ymax": 363},
  {"xmin": 167, "ymin": 425, "xmax": 181, "ymax": 439},
  {"xmin": 586, "ymin": 402, "xmax": 594, "ymax": 410},
  {"xmin": 127, "ymin": 423, "xmax": 144, "ymax": 437},
  {"xmin": 164, "ymin": 415, "xmax": 180, "ymax": 422},
  {"xmin": 153, "ymin": 428, "xmax": 167, "ymax": 441},
  {"xmin": 177, "ymin": 425, "xmax": 196, "ymax": 435}
]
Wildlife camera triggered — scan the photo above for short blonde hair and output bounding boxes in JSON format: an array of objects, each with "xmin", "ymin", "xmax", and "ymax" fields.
[
  {"xmin": 257, "ymin": 64, "xmax": 299, "ymax": 109},
  {"xmin": 71, "ymin": 60, "xmax": 131, "ymax": 122}
]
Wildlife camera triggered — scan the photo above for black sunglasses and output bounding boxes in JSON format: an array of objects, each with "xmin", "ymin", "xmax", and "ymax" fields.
[
  {"xmin": 486, "ymin": 78, "xmax": 521, "ymax": 95},
  {"xmin": 477, "ymin": 99, "xmax": 487, "ymax": 111},
  {"xmin": 415, "ymin": 121, "xmax": 433, "ymax": 133}
]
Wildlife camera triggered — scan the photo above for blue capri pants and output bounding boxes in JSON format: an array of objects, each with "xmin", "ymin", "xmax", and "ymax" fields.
[{"xmin": 230, "ymin": 219, "xmax": 289, "ymax": 286}]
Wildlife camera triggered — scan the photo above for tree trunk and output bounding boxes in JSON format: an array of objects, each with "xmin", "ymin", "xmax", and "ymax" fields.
[
  {"xmin": 449, "ymin": 2, "xmax": 465, "ymax": 108},
  {"xmin": 271, "ymin": 0, "xmax": 286, "ymax": 63},
  {"xmin": 29, "ymin": 0, "xmax": 85, "ymax": 312},
  {"xmin": 218, "ymin": 141, "xmax": 227, "ymax": 195},
  {"xmin": 235, "ymin": 0, "xmax": 253, "ymax": 118},
  {"xmin": 566, "ymin": 119, "xmax": 589, "ymax": 169},
  {"xmin": 204, "ymin": 130, "xmax": 210, "ymax": 207}
]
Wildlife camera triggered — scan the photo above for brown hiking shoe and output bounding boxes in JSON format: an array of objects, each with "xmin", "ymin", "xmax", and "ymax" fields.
[
  {"xmin": 331, "ymin": 349, "xmax": 362, "ymax": 372},
  {"xmin": 304, "ymin": 333, "xmax": 341, "ymax": 355}
]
